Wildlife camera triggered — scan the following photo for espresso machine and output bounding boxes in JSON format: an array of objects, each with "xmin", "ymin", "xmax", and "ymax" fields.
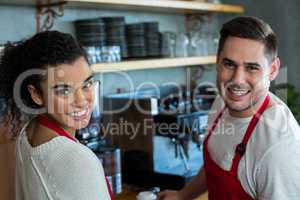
[{"xmin": 102, "ymin": 85, "xmax": 216, "ymax": 189}]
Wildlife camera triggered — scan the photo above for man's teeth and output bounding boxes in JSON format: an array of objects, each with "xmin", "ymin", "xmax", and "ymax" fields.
[
  {"xmin": 230, "ymin": 88, "xmax": 248, "ymax": 96},
  {"xmin": 71, "ymin": 110, "xmax": 87, "ymax": 117}
]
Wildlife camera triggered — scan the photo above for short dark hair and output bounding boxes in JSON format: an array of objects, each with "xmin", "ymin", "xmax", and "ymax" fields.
[
  {"xmin": 0, "ymin": 31, "xmax": 88, "ymax": 135},
  {"xmin": 218, "ymin": 16, "xmax": 278, "ymax": 62}
]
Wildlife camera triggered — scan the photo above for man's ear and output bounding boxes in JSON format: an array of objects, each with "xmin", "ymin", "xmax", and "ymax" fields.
[
  {"xmin": 269, "ymin": 57, "xmax": 280, "ymax": 81},
  {"xmin": 27, "ymin": 85, "xmax": 43, "ymax": 106}
]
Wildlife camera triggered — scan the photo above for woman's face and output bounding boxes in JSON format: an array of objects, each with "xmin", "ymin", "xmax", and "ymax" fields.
[{"xmin": 31, "ymin": 56, "xmax": 95, "ymax": 132}]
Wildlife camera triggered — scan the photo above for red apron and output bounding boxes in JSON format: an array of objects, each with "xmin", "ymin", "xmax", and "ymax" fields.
[
  {"xmin": 203, "ymin": 95, "xmax": 270, "ymax": 200},
  {"xmin": 37, "ymin": 115, "xmax": 114, "ymax": 200}
]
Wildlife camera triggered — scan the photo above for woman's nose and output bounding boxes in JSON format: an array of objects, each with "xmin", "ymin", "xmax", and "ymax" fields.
[{"xmin": 73, "ymin": 89, "xmax": 88, "ymax": 106}]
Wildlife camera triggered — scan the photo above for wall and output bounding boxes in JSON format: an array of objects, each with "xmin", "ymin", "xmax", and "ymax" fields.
[{"xmin": 0, "ymin": 5, "xmax": 218, "ymax": 97}]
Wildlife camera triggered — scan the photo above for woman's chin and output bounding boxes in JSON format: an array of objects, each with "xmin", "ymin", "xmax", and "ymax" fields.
[
  {"xmin": 64, "ymin": 114, "xmax": 92, "ymax": 130},
  {"xmin": 72, "ymin": 118, "xmax": 91, "ymax": 130}
]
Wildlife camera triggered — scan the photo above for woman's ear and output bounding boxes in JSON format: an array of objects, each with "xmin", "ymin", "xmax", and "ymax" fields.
[
  {"xmin": 27, "ymin": 85, "xmax": 43, "ymax": 106},
  {"xmin": 269, "ymin": 57, "xmax": 280, "ymax": 81}
]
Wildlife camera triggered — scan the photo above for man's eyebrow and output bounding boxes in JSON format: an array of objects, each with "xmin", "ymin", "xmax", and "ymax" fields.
[
  {"xmin": 52, "ymin": 75, "xmax": 94, "ymax": 89},
  {"xmin": 244, "ymin": 62, "xmax": 261, "ymax": 67},
  {"xmin": 222, "ymin": 58, "xmax": 261, "ymax": 68},
  {"xmin": 222, "ymin": 58, "xmax": 237, "ymax": 64}
]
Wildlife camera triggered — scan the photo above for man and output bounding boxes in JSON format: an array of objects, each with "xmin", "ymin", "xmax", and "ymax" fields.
[{"xmin": 158, "ymin": 16, "xmax": 300, "ymax": 200}]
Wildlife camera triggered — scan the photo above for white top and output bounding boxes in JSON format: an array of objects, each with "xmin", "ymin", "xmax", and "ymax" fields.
[
  {"xmin": 207, "ymin": 92, "xmax": 300, "ymax": 200},
  {"xmin": 16, "ymin": 123, "xmax": 111, "ymax": 200}
]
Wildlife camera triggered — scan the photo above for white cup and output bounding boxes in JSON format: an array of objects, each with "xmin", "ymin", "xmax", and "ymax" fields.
[{"xmin": 136, "ymin": 191, "xmax": 157, "ymax": 200}]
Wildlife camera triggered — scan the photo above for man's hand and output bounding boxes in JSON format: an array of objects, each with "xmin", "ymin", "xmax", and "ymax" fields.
[
  {"xmin": 157, "ymin": 167, "xmax": 207, "ymax": 200},
  {"xmin": 157, "ymin": 190, "xmax": 182, "ymax": 200}
]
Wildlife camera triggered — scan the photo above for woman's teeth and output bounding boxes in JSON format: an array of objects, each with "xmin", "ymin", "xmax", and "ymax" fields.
[{"xmin": 71, "ymin": 110, "xmax": 88, "ymax": 117}]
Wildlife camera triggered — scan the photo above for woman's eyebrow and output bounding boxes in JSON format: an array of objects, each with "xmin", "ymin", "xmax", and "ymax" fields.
[
  {"xmin": 51, "ymin": 75, "xmax": 95, "ymax": 89},
  {"xmin": 52, "ymin": 84, "xmax": 71, "ymax": 89},
  {"xmin": 83, "ymin": 75, "xmax": 94, "ymax": 83}
]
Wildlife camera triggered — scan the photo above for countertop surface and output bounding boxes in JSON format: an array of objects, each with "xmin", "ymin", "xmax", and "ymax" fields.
[{"xmin": 115, "ymin": 185, "xmax": 208, "ymax": 200}]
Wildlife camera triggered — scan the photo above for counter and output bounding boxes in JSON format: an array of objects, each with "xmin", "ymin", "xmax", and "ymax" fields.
[{"xmin": 115, "ymin": 185, "xmax": 208, "ymax": 200}]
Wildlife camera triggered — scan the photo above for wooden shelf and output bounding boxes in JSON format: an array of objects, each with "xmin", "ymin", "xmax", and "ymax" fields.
[
  {"xmin": 0, "ymin": 0, "xmax": 244, "ymax": 14},
  {"xmin": 91, "ymin": 55, "xmax": 216, "ymax": 73},
  {"xmin": 66, "ymin": 0, "xmax": 244, "ymax": 14}
]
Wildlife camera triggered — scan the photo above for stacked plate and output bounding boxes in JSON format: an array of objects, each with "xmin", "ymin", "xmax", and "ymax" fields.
[
  {"xmin": 74, "ymin": 18, "xmax": 106, "ymax": 47},
  {"xmin": 144, "ymin": 22, "xmax": 160, "ymax": 57},
  {"xmin": 126, "ymin": 23, "xmax": 146, "ymax": 58},
  {"xmin": 103, "ymin": 17, "xmax": 128, "ymax": 58}
]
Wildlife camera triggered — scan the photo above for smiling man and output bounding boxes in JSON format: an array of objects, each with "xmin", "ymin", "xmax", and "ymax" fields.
[{"xmin": 158, "ymin": 17, "xmax": 300, "ymax": 200}]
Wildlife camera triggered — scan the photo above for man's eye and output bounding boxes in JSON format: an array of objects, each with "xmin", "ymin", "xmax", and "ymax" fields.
[
  {"xmin": 224, "ymin": 62, "xmax": 236, "ymax": 69},
  {"xmin": 247, "ymin": 65, "xmax": 259, "ymax": 71}
]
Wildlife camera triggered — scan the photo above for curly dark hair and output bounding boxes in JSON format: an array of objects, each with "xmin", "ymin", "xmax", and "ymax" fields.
[
  {"xmin": 0, "ymin": 30, "xmax": 88, "ymax": 137},
  {"xmin": 218, "ymin": 16, "xmax": 278, "ymax": 63}
]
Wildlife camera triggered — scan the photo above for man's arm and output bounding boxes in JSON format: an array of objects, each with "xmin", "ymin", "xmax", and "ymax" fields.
[{"xmin": 158, "ymin": 166, "xmax": 207, "ymax": 200}]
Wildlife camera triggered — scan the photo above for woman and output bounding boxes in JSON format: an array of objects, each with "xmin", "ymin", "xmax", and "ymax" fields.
[{"xmin": 0, "ymin": 31, "xmax": 112, "ymax": 199}]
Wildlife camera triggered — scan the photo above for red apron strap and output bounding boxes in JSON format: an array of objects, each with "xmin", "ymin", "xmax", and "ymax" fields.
[
  {"xmin": 37, "ymin": 115, "xmax": 77, "ymax": 142},
  {"xmin": 105, "ymin": 177, "xmax": 114, "ymax": 200},
  {"xmin": 231, "ymin": 95, "xmax": 270, "ymax": 173}
]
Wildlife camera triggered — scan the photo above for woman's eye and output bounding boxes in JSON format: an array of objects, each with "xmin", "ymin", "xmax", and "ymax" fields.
[
  {"xmin": 55, "ymin": 88, "xmax": 71, "ymax": 96},
  {"xmin": 82, "ymin": 80, "xmax": 94, "ymax": 90}
]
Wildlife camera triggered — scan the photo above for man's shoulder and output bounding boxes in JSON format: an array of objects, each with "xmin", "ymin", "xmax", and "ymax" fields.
[
  {"xmin": 249, "ymin": 99, "xmax": 300, "ymax": 167},
  {"xmin": 259, "ymin": 93, "xmax": 300, "ymax": 140},
  {"xmin": 246, "ymin": 93, "xmax": 300, "ymax": 166}
]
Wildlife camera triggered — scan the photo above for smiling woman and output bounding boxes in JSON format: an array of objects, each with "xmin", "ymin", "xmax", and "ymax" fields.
[{"xmin": 0, "ymin": 31, "xmax": 112, "ymax": 200}]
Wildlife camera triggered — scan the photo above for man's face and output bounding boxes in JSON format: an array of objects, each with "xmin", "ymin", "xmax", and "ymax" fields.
[{"xmin": 217, "ymin": 36, "xmax": 279, "ymax": 117}]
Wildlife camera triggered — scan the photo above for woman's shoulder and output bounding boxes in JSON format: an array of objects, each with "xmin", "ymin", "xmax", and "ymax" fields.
[
  {"xmin": 18, "ymin": 119, "xmax": 99, "ymax": 163},
  {"xmin": 40, "ymin": 137, "xmax": 99, "ymax": 164},
  {"xmin": 19, "ymin": 134, "xmax": 99, "ymax": 168},
  {"xmin": 33, "ymin": 137, "xmax": 110, "ymax": 200}
]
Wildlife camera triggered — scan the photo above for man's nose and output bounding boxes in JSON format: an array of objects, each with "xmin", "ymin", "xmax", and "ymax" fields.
[{"xmin": 231, "ymin": 67, "xmax": 246, "ymax": 84}]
